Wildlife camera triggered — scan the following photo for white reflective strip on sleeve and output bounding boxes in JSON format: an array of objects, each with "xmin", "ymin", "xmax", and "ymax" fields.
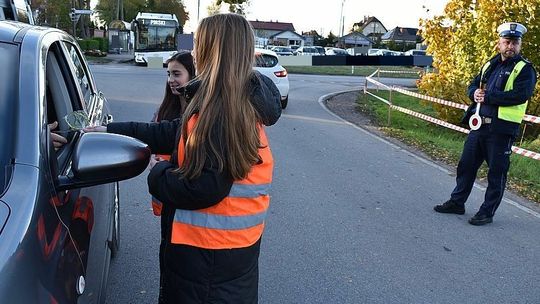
[{"xmin": 229, "ymin": 183, "xmax": 271, "ymax": 198}]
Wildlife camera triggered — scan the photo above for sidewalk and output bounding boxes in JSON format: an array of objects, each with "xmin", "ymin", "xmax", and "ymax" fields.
[{"xmin": 105, "ymin": 52, "xmax": 134, "ymax": 63}]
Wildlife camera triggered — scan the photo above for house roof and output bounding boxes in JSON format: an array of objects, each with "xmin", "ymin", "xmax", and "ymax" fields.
[
  {"xmin": 381, "ymin": 27, "xmax": 419, "ymax": 41},
  {"xmin": 352, "ymin": 16, "xmax": 387, "ymax": 32},
  {"xmin": 269, "ymin": 30, "xmax": 304, "ymax": 40},
  {"xmin": 249, "ymin": 20, "xmax": 295, "ymax": 32},
  {"xmin": 340, "ymin": 32, "xmax": 374, "ymax": 44}
]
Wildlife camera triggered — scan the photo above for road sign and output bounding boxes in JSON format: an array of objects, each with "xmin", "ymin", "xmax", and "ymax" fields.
[
  {"xmin": 69, "ymin": 13, "xmax": 80, "ymax": 22},
  {"xmin": 74, "ymin": 9, "xmax": 93, "ymax": 15}
]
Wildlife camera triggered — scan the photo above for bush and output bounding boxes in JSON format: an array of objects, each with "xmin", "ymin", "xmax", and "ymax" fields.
[
  {"xmin": 92, "ymin": 37, "xmax": 108, "ymax": 52},
  {"xmin": 78, "ymin": 39, "xmax": 89, "ymax": 51},
  {"xmin": 87, "ymin": 39, "xmax": 99, "ymax": 50}
]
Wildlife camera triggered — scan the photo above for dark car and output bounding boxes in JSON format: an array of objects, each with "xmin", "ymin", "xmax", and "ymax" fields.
[{"xmin": 0, "ymin": 21, "xmax": 150, "ymax": 303}]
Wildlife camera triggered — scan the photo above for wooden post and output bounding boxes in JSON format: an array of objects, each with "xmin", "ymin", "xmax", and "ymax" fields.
[
  {"xmin": 377, "ymin": 69, "xmax": 381, "ymax": 92},
  {"xmin": 387, "ymin": 89, "xmax": 393, "ymax": 126},
  {"xmin": 520, "ymin": 123, "xmax": 528, "ymax": 146}
]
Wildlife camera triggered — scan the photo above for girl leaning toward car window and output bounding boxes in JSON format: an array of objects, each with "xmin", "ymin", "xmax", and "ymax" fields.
[
  {"xmin": 83, "ymin": 13, "xmax": 281, "ymax": 304},
  {"xmin": 146, "ymin": 13, "xmax": 276, "ymax": 303}
]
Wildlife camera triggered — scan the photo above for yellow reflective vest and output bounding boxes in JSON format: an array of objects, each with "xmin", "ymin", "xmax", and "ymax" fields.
[{"xmin": 480, "ymin": 59, "xmax": 528, "ymax": 123}]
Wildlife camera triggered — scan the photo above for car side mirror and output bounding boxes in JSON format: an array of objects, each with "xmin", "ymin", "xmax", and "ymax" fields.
[{"xmin": 57, "ymin": 132, "xmax": 151, "ymax": 191}]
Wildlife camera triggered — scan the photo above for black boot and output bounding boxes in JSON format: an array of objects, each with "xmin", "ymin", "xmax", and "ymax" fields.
[
  {"xmin": 468, "ymin": 212, "xmax": 493, "ymax": 226},
  {"xmin": 434, "ymin": 200, "xmax": 465, "ymax": 215}
]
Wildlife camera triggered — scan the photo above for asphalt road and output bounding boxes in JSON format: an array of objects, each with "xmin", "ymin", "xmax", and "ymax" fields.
[{"xmin": 90, "ymin": 64, "xmax": 540, "ymax": 304}]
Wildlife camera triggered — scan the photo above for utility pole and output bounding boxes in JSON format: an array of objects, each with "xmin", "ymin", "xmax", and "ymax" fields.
[
  {"xmin": 71, "ymin": 0, "xmax": 76, "ymax": 37},
  {"xmin": 338, "ymin": 0, "xmax": 345, "ymax": 36},
  {"xmin": 197, "ymin": 0, "xmax": 200, "ymax": 22}
]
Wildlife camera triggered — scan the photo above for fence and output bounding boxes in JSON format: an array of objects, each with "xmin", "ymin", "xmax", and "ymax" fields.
[{"xmin": 364, "ymin": 69, "xmax": 540, "ymax": 161}]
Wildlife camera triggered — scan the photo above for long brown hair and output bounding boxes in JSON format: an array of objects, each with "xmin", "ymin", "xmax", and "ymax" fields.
[
  {"xmin": 156, "ymin": 51, "xmax": 195, "ymax": 121},
  {"xmin": 180, "ymin": 13, "xmax": 260, "ymax": 180}
]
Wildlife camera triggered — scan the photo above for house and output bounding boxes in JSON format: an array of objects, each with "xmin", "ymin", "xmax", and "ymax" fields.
[
  {"xmin": 301, "ymin": 30, "xmax": 323, "ymax": 46},
  {"xmin": 351, "ymin": 16, "xmax": 387, "ymax": 41},
  {"xmin": 381, "ymin": 27, "xmax": 420, "ymax": 46},
  {"xmin": 337, "ymin": 32, "xmax": 373, "ymax": 53},
  {"xmin": 249, "ymin": 20, "xmax": 304, "ymax": 47}
]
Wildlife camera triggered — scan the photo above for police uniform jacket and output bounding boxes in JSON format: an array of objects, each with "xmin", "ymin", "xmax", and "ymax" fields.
[{"xmin": 462, "ymin": 54, "xmax": 537, "ymax": 136}]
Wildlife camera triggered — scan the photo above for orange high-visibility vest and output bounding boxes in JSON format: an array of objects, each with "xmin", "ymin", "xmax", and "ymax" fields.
[{"xmin": 170, "ymin": 115, "xmax": 273, "ymax": 249}]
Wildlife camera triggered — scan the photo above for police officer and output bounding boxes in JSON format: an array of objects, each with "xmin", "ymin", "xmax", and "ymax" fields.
[{"xmin": 434, "ymin": 22, "xmax": 537, "ymax": 225}]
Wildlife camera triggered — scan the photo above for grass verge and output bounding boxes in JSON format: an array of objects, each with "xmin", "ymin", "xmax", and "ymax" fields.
[
  {"xmin": 359, "ymin": 90, "xmax": 540, "ymax": 203},
  {"xmin": 283, "ymin": 65, "xmax": 422, "ymax": 78}
]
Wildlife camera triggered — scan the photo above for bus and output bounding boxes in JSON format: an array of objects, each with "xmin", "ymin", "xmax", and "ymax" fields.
[{"xmin": 131, "ymin": 12, "xmax": 180, "ymax": 64}]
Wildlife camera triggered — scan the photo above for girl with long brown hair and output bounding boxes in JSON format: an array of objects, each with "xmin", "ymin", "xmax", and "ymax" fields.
[
  {"xmin": 147, "ymin": 13, "xmax": 275, "ymax": 303},
  {"xmin": 85, "ymin": 13, "xmax": 281, "ymax": 303}
]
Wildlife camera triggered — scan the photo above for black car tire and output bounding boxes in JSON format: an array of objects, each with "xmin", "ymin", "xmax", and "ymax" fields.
[{"xmin": 281, "ymin": 96, "xmax": 288, "ymax": 109}]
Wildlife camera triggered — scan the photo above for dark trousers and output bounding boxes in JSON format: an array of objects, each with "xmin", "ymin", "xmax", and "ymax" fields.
[{"xmin": 450, "ymin": 126, "xmax": 515, "ymax": 216}]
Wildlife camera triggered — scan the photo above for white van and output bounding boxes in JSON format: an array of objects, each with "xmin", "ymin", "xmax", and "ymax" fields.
[{"xmin": 404, "ymin": 49, "xmax": 427, "ymax": 56}]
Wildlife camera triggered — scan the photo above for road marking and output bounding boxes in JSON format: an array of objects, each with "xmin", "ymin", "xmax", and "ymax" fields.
[
  {"xmin": 318, "ymin": 89, "xmax": 540, "ymax": 219},
  {"xmin": 282, "ymin": 114, "xmax": 348, "ymax": 125}
]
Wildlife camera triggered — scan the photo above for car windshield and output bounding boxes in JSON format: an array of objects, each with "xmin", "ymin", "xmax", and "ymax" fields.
[
  {"xmin": 255, "ymin": 53, "xmax": 278, "ymax": 68},
  {"xmin": 0, "ymin": 42, "xmax": 18, "ymax": 193}
]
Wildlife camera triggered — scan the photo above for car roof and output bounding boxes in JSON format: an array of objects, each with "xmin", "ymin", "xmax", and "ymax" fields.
[
  {"xmin": 0, "ymin": 20, "xmax": 32, "ymax": 42},
  {"xmin": 0, "ymin": 20, "xmax": 61, "ymax": 44},
  {"xmin": 255, "ymin": 48, "xmax": 278, "ymax": 57}
]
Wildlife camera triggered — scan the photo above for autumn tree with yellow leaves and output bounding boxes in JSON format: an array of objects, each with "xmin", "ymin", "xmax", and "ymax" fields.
[{"xmin": 419, "ymin": 0, "xmax": 540, "ymax": 137}]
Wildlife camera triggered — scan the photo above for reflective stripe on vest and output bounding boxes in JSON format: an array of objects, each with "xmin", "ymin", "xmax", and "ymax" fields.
[
  {"xmin": 171, "ymin": 115, "xmax": 273, "ymax": 249},
  {"xmin": 480, "ymin": 59, "xmax": 528, "ymax": 123}
]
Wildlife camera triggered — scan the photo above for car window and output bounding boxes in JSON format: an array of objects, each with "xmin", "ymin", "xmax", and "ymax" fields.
[
  {"xmin": 0, "ymin": 42, "xmax": 18, "ymax": 192},
  {"xmin": 255, "ymin": 54, "xmax": 278, "ymax": 68},
  {"xmin": 45, "ymin": 42, "xmax": 88, "ymax": 170},
  {"xmin": 13, "ymin": 0, "xmax": 31, "ymax": 23},
  {"xmin": 62, "ymin": 42, "xmax": 92, "ymax": 111}
]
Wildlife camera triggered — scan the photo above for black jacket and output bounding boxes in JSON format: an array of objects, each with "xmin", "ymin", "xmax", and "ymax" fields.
[
  {"xmin": 462, "ymin": 54, "xmax": 537, "ymax": 136},
  {"xmin": 107, "ymin": 71, "xmax": 281, "ymax": 209},
  {"xmin": 108, "ymin": 72, "xmax": 280, "ymax": 303}
]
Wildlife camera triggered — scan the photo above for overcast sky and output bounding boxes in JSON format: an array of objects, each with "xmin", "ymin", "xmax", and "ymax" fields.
[{"xmin": 181, "ymin": 0, "xmax": 449, "ymax": 35}]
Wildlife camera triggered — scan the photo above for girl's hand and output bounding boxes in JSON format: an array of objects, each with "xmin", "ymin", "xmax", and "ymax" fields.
[
  {"xmin": 83, "ymin": 125, "xmax": 107, "ymax": 133},
  {"xmin": 149, "ymin": 155, "xmax": 164, "ymax": 170}
]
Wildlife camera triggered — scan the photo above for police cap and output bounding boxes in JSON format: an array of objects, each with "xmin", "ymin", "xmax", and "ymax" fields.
[{"xmin": 497, "ymin": 22, "xmax": 527, "ymax": 38}]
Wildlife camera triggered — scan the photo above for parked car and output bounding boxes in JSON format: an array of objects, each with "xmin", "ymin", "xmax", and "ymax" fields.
[
  {"xmin": 0, "ymin": 20, "xmax": 151, "ymax": 303},
  {"xmin": 325, "ymin": 47, "xmax": 349, "ymax": 56},
  {"xmin": 295, "ymin": 46, "xmax": 320, "ymax": 56},
  {"xmin": 404, "ymin": 49, "xmax": 427, "ymax": 56},
  {"xmin": 313, "ymin": 46, "xmax": 326, "ymax": 55},
  {"xmin": 271, "ymin": 46, "xmax": 294, "ymax": 56},
  {"xmin": 254, "ymin": 48, "xmax": 290, "ymax": 109},
  {"xmin": 367, "ymin": 48, "xmax": 394, "ymax": 56},
  {"xmin": 289, "ymin": 45, "xmax": 300, "ymax": 54}
]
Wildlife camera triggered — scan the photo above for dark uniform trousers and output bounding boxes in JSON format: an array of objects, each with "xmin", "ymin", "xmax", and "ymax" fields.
[{"xmin": 450, "ymin": 125, "xmax": 515, "ymax": 216}]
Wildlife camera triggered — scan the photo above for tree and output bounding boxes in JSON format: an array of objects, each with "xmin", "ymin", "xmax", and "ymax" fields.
[
  {"xmin": 207, "ymin": 2, "xmax": 222, "ymax": 16},
  {"xmin": 321, "ymin": 32, "xmax": 337, "ymax": 47},
  {"xmin": 32, "ymin": 0, "xmax": 90, "ymax": 36},
  {"xmin": 418, "ymin": 0, "xmax": 540, "ymax": 136},
  {"xmin": 215, "ymin": 0, "xmax": 250, "ymax": 15}
]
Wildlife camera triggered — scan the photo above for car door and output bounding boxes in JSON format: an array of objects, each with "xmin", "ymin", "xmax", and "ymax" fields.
[{"xmin": 42, "ymin": 39, "xmax": 116, "ymax": 303}]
